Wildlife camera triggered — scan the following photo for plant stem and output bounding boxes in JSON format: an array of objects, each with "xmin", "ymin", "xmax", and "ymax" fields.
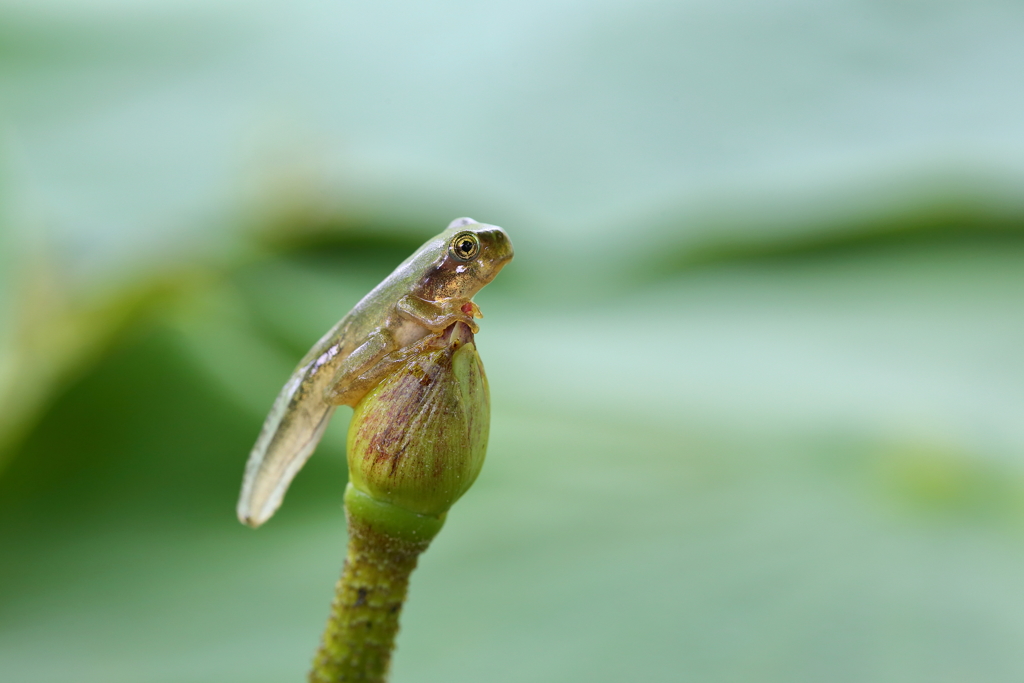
[{"xmin": 309, "ymin": 512, "xmax": 432, "ymax": 683}]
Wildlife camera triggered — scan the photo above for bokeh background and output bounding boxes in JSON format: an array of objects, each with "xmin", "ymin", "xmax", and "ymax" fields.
[{"xmin": 3, "ymin": 1, "xmax": 1024, "ymax": 681}]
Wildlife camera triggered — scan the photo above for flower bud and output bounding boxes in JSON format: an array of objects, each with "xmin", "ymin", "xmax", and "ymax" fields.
[{"xmin": 346, "ymin": 321, "xmax": 490, "ymax": 531}]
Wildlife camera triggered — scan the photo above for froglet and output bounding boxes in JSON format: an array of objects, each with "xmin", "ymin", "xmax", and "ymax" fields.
[{"xmin": 237, "ymin": 218, "xmax": 514, "ymax": 527}]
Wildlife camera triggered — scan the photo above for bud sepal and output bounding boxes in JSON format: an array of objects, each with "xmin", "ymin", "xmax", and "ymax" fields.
[{"xmin": 342, "ymin": 483, "xmax": 445, "ymax": 544}]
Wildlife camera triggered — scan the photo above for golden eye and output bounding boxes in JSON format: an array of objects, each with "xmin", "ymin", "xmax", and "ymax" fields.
[{"xmin": 449, "ymin": 231, "xmax": 481, "ymax": 261}]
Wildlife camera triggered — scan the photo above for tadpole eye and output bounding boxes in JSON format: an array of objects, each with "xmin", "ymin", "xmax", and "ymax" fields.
[{"xmin": 449, "ymin": 232, "xmax": 481, "ymax": 261}]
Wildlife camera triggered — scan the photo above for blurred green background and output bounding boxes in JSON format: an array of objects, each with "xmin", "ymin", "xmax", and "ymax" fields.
[{"xmin": 3, "ymin": 1, "xmax": 1024, "ymax": 681}]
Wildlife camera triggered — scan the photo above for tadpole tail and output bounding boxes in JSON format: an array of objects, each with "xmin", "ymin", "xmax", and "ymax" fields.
[{"xmin": 237, "ymin": 364, "xmax": 337, "ymax": 528}]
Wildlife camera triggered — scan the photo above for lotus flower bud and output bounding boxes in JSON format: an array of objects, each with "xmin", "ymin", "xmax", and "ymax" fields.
[{"xmin": 344, "ymin": 321, "xmax": 490, "ymax": 540}]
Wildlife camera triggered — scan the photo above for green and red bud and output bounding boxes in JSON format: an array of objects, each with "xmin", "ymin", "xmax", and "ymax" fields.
[{"xmin": 344, "ymin": 321, "xmax": 490, "ymax": 542}]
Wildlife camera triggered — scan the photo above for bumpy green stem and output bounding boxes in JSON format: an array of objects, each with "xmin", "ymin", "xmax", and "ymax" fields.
[{"xmin": 309, "ymin": 487, "xmax": 444, "ymax": 683}]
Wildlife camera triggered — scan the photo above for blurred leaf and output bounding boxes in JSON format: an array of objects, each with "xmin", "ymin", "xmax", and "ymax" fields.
[
  {"xmin": 4, "ymin": 241, "xmax": 1024, "ymax": 682},
  {"xmin": 638, "ymin": 182, "xmax": 1024, "ymax": 279},
  {"xmin": 0, "ymin": 261, "xmax": 216, "ymax": 470}
]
